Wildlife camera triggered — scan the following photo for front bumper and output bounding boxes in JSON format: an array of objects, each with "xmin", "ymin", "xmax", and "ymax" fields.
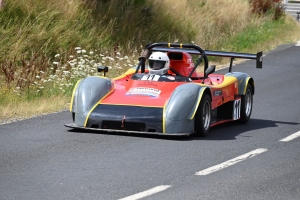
[{"xmin": 64, "ymin": 123, "xmax": 191, "ymax": 136}]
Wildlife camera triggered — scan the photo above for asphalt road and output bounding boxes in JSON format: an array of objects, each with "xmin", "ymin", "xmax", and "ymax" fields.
[{"xmin": 1, "ymin": 43, "xmax": 300, "ymax": 200}]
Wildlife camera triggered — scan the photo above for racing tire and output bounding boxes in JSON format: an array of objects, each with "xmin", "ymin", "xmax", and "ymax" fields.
[
  {"xmin": 239, "ymin": 84, "xmax": 253, "ymax": 124},
  {"xmin": 72, "ymin": 112, "xmax": 75, "ymax": 122},
  {"xmin": 195, "ymin": 94, "xmax": 211, "ymax": 137}
]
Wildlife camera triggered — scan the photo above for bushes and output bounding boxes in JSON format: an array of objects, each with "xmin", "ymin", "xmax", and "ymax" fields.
[{"xmin": 249, "ymin": 0, "xmax": 285, "ymax": 20}]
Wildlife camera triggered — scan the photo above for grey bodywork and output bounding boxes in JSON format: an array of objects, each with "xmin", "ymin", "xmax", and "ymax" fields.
[
  {"xmin": 164, "ymin": 83, "xmax": 208, "ymax": 133},
  {"xmin": 71, "ymin": 76, "xmax": 113, "ymax": 126}
]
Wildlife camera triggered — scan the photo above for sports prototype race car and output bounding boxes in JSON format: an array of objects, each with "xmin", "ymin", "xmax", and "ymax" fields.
[{"xmin": 65, "ymin": 43, "xmax": 263, "ymax": 136}]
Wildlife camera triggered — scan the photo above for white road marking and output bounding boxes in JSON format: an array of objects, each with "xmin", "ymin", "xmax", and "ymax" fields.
[
  {"xmin": 195, "ymin": 148, "xmax": 268, "ymax": 176},
  {"xmin": 296, "ymin": 40, "xmax": 300, "ymax": 46},
  {"xmin": 279, "ymin": 131, "xmax": 300, "ymax": 142},
  {"xmin": 119, "ymin": 185, "xmax": 171, "ymax": 200}
]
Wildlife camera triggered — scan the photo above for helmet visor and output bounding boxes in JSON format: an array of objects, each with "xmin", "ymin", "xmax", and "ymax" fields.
[{"xmin": 149, "ymin": 60, "xmax": 166, "ymax": 70}]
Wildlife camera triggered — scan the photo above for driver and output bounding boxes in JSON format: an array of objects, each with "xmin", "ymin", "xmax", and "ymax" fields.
[{"xmin": 148, "ymin": 52, "xmax": 170, "ymax": 75}]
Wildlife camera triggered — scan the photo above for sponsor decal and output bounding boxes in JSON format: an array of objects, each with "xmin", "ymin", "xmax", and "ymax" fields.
[
  {"xmin": 167, "ymin": 76, "xmax": 175, "ymax": 80},
  {"xmin": 214, "ymin": 90, "xmax": 222, "ymax": 96},
  {"xmin": 126, "ymin": 87, "xmax": 161, "ymax": 97},
  {"xmin": 187, "ymin": 59, "xmax": 194, "ymax": 68}
]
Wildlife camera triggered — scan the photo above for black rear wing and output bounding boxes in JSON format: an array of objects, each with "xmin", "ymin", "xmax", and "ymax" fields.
[{"xmin": 151, "ymin": 45, "xmax": 263, "ymax": 72}]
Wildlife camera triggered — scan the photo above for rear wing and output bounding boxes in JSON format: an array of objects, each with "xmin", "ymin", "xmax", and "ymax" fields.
[{"xmin": 150, "ymin": 45, "xmax": 263, "ymax": 72}]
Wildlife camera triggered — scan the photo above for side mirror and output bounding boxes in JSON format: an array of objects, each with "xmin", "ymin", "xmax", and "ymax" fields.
[
  {"xmin": 97, "ymin": 66, "xmax": 108, "ymax": 76},
  {"xmin": 204, "ymin": 65, "xmax": 216, "ymax": 78}
]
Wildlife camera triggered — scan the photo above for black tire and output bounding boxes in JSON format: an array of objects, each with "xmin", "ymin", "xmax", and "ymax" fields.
[
  {"xmin": 195, "ymin": 94, "xmax": 211, "ymax": 136},
  {"xmin": 239, "ymin": 84, "xmax": 253, "ymax": 124},
  {"xmin": 72, "ymin": 112, "xmax": 75, "ymax": 122}
]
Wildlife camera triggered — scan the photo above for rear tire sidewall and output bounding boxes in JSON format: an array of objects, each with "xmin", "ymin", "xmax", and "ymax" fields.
[
  {"xmin": 239, "ymin": 84, "xmax": 253, "ymax": 124},
  {"xmin": 195, "ymin": 94, "xmax": 211, "ymax": 136}
]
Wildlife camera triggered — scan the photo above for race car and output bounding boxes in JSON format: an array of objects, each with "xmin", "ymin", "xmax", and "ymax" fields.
[{"xmin": 65, "ymin": 42, "xmax": 263, "ymax": 136}]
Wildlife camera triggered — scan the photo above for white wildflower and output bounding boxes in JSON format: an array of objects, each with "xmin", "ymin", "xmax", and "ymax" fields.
[{"xmin": 63, "ymin": 71, "xmax": 70, "ymax": 75}]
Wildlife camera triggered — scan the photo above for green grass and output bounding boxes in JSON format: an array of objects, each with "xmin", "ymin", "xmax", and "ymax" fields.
[{"xmin": 224, "ymin": 18, "xmax": 291, "ymax": 51}]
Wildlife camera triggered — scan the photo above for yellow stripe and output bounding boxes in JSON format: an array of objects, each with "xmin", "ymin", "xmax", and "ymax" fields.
[
  {"xmin": 180, "ymin": 43, "xmax": 182, "ymax": 48},
  {"xmin": 168, "ymin": 43, "xmax": 171, "ymax": 48},
  {"xmin": 69, "ymin": 79, "xmax": 81, "ymax": 112},
  {"xmin": 210, "ymin": 76, "xmax": 237, "ymax": 89},
  {"xmin": 162, "ymin": 99, "xmax": 169, "ymax": 133},
  {"xmin": 83, "ymin": 84, "xmax": 116, "ymax": 127},
  {"xmin": 189, "ymin": 88, "xmax": 206, "ymax": 120}
]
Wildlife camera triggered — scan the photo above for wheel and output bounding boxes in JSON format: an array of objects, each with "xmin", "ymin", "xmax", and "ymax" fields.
[
  {"xmin": 195, "ymin": 94, "xmax": 211, "ymax": 136},
  {"xmin": 239, "ymin": 84, "xmax": 253, "ymax": 124},
  {"xmin": 72, "ymin": 112, "xmax": 75, "ymax": 122}
]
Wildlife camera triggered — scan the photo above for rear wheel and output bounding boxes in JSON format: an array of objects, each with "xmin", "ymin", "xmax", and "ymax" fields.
[
  {"xmin": 239, "ymin": 84, "xmax": 253, "ymax": 124},
  {"xmin": 195, "ymin": 94, "xmax": 211, "ymax": 136},
  {"xmin": 72, "ymin": 112, "xmax": 75, "ymax": 122}
]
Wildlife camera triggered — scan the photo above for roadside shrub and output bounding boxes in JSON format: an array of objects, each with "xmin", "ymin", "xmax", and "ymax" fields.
[{"xmin": 249, "ymin": 0, "xmax": 285, "ymax": 20}]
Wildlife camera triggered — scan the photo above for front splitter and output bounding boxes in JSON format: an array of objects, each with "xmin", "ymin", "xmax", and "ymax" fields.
[{"xmin": 64, "ymin": 123, "xmax": 191, "ymax": 136}]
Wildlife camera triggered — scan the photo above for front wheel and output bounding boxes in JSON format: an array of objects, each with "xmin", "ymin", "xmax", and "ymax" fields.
[
  {"xmin": 195, "ymin": 94, "xmax": 211, "ymax": 137},
  {"xmin": 239, "ymin": 84, "xmax": 253, "ymax": 124}
]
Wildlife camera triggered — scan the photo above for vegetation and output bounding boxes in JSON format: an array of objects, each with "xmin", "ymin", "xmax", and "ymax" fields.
[{"xmin": 0, "ymin": 0, "xmax": 300, "ymax": 122}]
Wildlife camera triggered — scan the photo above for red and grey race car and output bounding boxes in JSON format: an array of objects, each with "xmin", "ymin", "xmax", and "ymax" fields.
[{"xmin": 65, "ymin": 43, "xmax": 263, "ymax": 136}]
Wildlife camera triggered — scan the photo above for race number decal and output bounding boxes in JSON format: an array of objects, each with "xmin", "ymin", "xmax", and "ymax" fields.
[
  {"xmin": 141, "ymin": 74, "xmax": 160, "ymax": 81},
  {"xmin": 233, "ymin": 99, "xmax": 241, "ymax": 120}
]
